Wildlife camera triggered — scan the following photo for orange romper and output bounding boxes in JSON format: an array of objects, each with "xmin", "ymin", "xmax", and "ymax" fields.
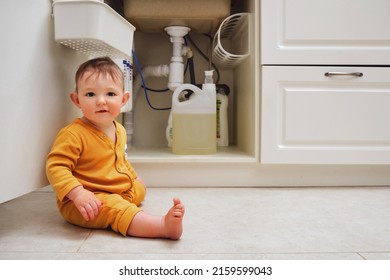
[{"xmin": 46, "ymin": 118, "xmax": 145, "ymax": 236}]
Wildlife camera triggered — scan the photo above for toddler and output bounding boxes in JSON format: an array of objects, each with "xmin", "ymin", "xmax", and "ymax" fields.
[{"xmin": 46, "ymin": 57, "xmax": 184, "ymax": 239}]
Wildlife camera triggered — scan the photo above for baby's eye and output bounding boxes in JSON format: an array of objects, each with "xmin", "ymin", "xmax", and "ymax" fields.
[
  {"xmin": 86, "ymin": 92, "xmax": 95, "ymax": 97},
  {"xmin": 107, "ymin": 92, "xmax": 117, "ymax": 97}
]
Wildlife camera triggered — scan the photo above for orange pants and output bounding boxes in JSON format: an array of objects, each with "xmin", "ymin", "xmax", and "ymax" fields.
[{"xmin": 58, "ymin": 181, "xmax": 146, "ymax": 236}]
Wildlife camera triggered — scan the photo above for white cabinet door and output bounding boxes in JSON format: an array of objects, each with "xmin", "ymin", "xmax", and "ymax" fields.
[
  {"xmin": 261, "ymin": 0, "xmax": 390, "ymax": 65},
  {"xmin": 261, "ymin": 66, "xmax": 390, "ymax": 164}
]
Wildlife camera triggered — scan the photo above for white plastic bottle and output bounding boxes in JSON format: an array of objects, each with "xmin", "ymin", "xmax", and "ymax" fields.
[
  {"xmin": 216, "ymin": 88, "xmax": 229, "ymax": 146},
  {"xmin": 123, "ymin": 111, "xmax": 134, "ymax": 150},
  {"xmin": 166, "ymin": 90, "xmax": 189, "ymax": 147},
  {"xmin": 166, "ymin": 111, "xmax": 173, "ymax": 147},
  {"xmin": 119, "ymin": 58, "xmax": 133, "ymax": 112},
  {"xmin": 171, "ymin": 71, "xmax": 216, "ymax": 154}
]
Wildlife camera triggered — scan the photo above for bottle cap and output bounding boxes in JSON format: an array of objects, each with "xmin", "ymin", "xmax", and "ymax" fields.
[{"xmin": 204, "ymin": 70, "xmax": 214, "ymax": 84}]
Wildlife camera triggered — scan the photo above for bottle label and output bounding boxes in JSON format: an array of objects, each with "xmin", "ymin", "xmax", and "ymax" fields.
[{"xmin": 216, "ymin": 99, "xmax": 222, "ymax": 139}]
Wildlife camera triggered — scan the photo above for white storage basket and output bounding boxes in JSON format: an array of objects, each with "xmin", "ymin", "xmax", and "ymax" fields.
[
  {"xmin": 212, "ymin": 13, "xmax": 250, "ymax": 68},
  {"xmin": 52, "ymin": 0, "xmax": 135, "ymax": 59}
]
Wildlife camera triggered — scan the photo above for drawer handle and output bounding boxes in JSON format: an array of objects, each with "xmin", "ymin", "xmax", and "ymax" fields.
[{"xmin": 325, "ymin": 71, "xmax": 363, "ymax": 77}]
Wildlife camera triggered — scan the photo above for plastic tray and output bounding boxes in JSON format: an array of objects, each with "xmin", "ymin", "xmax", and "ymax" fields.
[{"xmin": 53, "ymin": 0, "xmax": 135, "ymax": 58}]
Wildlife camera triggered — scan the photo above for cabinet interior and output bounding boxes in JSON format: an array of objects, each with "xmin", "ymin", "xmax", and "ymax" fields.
[{"xmin": 119, "ymin": 0, "xmax": 259, "ymax": 163}]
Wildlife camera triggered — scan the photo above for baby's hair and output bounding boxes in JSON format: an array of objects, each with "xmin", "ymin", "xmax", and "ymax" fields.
[{"xmin": 75, "ymin": 56, "xmax": 123, "ymax": 92}]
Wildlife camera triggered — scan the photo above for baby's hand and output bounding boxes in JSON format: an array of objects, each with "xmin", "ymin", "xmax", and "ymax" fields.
[{"xmin": 67, "ymin": 186, "xmax": 102, "ymax": 221}]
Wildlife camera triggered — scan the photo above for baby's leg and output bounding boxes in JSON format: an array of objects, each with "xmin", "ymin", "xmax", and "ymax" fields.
[{"xmin": 127, "ymin": 198, "xmax": 184, "ymax": 240}]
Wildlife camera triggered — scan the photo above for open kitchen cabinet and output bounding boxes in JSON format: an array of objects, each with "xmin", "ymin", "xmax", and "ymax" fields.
[{"xmin": 123, "ymin": 0, "xmax": 259, "ymax": 164}]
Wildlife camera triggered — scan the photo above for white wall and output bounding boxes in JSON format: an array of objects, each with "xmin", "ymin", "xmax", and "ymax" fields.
[{"xmin": 0, "ymin": 0, "xmax": 85, "ymax": 203}]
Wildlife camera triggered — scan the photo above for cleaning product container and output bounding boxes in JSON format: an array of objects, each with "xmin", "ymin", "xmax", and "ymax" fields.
[{"xmin": 172, "ymin": 84, "xmax": 216, "ymax": 155}]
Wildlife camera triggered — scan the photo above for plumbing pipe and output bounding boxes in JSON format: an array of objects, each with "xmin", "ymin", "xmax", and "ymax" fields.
[
  {"xmin": 164, "ymin": 26, "xmax": 191, "ymax": 91},
  {"xmin": 132, "ymin": 27, "xmax": 191, "ymax": 105},
  {"xmin": 133, "ymin": 64, "xmax": 169, "ymax": 104},
  {"xmin": 182, "ymin": 46, "xmax": 196, "ymax": 84}
]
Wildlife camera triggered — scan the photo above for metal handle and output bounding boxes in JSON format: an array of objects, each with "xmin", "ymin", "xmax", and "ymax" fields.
[{"xmin": 325, "ymin": 72, "xmax": 363, "ymax": 77}]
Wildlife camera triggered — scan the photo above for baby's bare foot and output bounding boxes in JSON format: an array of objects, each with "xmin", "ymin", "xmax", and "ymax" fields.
[{"xmin": 163, "ymin": 198, "xmax": 185, "ymax": 240}]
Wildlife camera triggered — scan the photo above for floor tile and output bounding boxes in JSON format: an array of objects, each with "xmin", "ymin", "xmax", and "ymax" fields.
[
  {"xmin": 0, "ymin": 252, "xmax": 364, "ymax": 260},
  {"xmin": 359, "ymin": 252, "xmax": 390, "ymax": 260},
  {"xmin": 80, "ymin": 187, "xmax": 390, "ymax": 256},
  {"xmin": 0, "ymin": 192, "xmax": 90, "ymax": 253},
  {"xmin": 1, "ymin": 186, "xmax": 389, "ymax": 260}
]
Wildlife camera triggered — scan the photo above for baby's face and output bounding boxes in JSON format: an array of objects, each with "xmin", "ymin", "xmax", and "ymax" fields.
[{"xmin": 74, "ymin": 71, "xmax": 128, "ymax": 128}]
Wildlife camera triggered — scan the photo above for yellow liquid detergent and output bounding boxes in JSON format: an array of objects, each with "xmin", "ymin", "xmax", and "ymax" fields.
[
  {"xmin": 171, "ymin": 73, "xmax": 217, "ymax": 155},
  {"xmin": 173, "ymin": 113, "xmax": 216, "ymax": 155}
]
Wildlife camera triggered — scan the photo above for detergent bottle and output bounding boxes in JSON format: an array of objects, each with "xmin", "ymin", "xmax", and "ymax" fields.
[
  {"xmin": 216, "ymin": 86, "xmax": 229, "ymax": 146},
  {"xmin": 171, "ymin": 71, "xmax": 216, "ymax": 154}
]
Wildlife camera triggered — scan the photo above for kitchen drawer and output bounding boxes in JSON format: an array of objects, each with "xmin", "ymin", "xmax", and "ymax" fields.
[
  {"xmin": 261, "ymin": 0, "xmax": 390, "ymax": 65},
  {"xmin": 261, "ymin": 66, "xmax": 390, "ymax": 164}
]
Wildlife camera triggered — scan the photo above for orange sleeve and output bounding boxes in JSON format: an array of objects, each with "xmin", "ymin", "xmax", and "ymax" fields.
[{"xmin": 46, "ymin": 129, "xmax": 83, "ymax": 202}]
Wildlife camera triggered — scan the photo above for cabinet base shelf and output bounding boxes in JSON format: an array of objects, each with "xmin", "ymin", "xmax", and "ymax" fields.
[{"xmin": 127, "ymin": 146, "xmax": 257, "ymax": 163}]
